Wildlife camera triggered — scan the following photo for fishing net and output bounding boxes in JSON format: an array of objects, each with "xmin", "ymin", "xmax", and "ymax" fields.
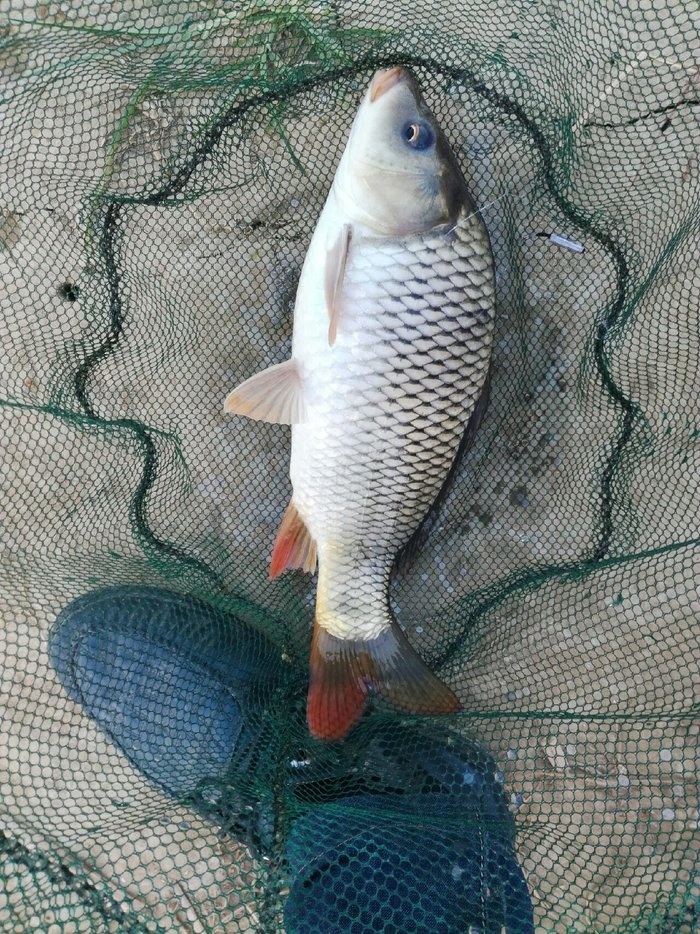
[{"xmin": 1, "ymin": 0, "xmax": 698, "ymax": 930}]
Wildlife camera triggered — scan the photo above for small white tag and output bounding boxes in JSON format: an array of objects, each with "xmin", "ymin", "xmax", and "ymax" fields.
[{"xmin": 549, "ymin": 232, "xmax": 585, "ymax": 253}]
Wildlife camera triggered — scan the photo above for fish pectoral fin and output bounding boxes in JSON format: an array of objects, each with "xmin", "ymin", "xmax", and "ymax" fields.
[
  {"xmin": 223, "ymin": 359, "xmax": 305, "ymax": 424},
  {"xmin": 307, "ymin": 617, "xmax": 461, "ymax": 741},
  {"xmin": 325, "ymin": 223, "xmax": 351, "ymax": 347},
  {"xmin": 270, "ymin": 501, "xmax": 317, "ymax": 579}
]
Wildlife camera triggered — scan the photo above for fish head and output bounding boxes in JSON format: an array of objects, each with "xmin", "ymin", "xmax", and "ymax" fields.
[{"xmin": 334, "ymin": 67, "xmax": 468, "ymax": 237}]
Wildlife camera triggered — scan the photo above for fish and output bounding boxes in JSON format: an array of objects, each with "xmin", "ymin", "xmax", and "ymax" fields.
[{"xmin": 224, "ymin": 66, "xmax": 495, "ymax": 741}]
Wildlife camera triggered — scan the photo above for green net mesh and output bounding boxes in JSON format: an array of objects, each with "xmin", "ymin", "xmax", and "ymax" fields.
[{"xmin": 1, "ymin": 1, "xmax": 698, "ymax": 930}]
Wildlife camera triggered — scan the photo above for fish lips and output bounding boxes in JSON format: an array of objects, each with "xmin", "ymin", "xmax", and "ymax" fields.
[
  {"xmin": 369, "ymin": 66, "xmax": 423, "ymax": 105},
  {"xmin": 369, "ymin": 66, "xmax": 406, "ymax": 101}
]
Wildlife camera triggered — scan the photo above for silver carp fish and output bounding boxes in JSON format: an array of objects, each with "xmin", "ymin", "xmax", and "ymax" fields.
[{"xmin": 225, "ymin": 67, "xmax": 495, "ymax": 740}]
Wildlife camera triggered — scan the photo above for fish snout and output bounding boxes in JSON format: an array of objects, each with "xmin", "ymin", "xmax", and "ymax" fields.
[{"xmin": 369, "ymin": 66, "xmax": 407, "ymax": 102}]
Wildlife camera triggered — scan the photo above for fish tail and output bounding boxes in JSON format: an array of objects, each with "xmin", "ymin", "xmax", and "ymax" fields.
[{"xmin": 307, "ymin": 615, "xmax": 461, "ymax": 741}]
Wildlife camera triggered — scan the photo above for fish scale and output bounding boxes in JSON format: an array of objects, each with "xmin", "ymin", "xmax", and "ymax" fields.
[{"xmin": 292, "ymin": 206, "xmax": 495, "ymax": 641}]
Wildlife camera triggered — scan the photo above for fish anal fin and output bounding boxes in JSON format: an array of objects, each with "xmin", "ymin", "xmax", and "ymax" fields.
[
  {"xmin": 270, "ymin": 502, "xmax": 317, "ymax": 579},
  {"xmin": 307, "ymin": 617, "xmax": 460, "ymax": 741},
  {"xmin": 325, "ymin": 224, "xmax": 351, "ymax": 347},
  {"xmin": 223, "ymin": 359, "xmax": 305, "ymax": 425}
]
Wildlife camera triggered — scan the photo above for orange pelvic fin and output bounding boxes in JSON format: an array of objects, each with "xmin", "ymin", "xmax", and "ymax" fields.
[
  {"xmin": 270, "ymin": 502, "xmax": 317, "ymax": 579},
  {"xmin": 307, "ymin": 617, "xmax": 461, "ymax": 741}
]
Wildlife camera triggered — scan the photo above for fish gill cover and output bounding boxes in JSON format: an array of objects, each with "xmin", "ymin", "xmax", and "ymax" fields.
[{"xmin": 0, "ymin": 0, "xmax": 698, "ymax": 931}]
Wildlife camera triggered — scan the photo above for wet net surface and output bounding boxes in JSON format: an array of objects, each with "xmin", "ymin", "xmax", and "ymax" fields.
[{"xmin": 1, "ymin": 1, "xmax": 698, "ymax": 931}]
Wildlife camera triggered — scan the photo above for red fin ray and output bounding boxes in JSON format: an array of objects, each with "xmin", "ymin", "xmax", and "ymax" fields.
[
  {"xmin": 307, "ymin": 617, "xmax": 461, "ymax": 741},
  {"xmin": 307, "ymin": 623, "xmax": 369, "ymax": 741},
  {"xmin": 270, "ymin": 502, "xmax": 317, "ymax": 579}
]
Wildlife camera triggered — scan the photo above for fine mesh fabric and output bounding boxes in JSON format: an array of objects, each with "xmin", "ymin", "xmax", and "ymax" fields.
[{"xmin": 1, "ymin": 1, "xmax": 698, "ymax": 931}]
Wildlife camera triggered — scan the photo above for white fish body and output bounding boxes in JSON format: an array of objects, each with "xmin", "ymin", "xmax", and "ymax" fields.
[{"xmin": 225, "ymin": 68, "xmax": 495, "ymax": 740}]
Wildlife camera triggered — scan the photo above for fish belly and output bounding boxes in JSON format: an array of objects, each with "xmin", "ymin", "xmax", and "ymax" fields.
[{"xmin": 291, "ymin": 208, "xmax": 495, "ymax": 640}]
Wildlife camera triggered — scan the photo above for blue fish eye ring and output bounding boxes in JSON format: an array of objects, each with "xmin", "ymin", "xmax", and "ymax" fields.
[{"xmin": 402, "ymin": 119, "xmax": 435, "ymax": 150}]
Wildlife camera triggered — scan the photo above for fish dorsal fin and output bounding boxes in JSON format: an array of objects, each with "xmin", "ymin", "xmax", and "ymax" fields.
[
  {"xmin": 223, "ymin": 359, "xmax": 305, "ymax": 425},
  {"xmin": 325, "ymin": 224, "xmax": 351, "ymax": 347},
  {"xmin": 270, "ymin": 501, "xmax": 317, "ymax": 579}
]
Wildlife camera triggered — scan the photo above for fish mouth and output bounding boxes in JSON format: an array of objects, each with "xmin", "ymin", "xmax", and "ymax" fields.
[{"xmin": 369, "ymin": 66, "xmax": 407, "ymax": 102}]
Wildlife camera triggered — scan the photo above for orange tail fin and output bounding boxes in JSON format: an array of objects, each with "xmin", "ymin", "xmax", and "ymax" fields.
[{"xmin": 307, "ymin": 618, "xmax": 461, "ymax": 741}]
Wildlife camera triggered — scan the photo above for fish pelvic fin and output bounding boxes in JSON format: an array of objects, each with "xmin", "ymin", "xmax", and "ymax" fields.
[
  {"xmin": 307, "ymin": 615, "xmax": 461, "ymax": 741},
  {"xmin": 270, "ymin": 501, "xmax": 317, "ymax": 579},
  {"xmin": 223, "ymin": 358, "xmax": 305, "ymax": 425}
]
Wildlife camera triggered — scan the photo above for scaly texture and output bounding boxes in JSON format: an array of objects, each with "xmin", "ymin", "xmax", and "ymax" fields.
[{"xmin": 292, "ymin": 205, "xmax": 495, "ymax": 641}]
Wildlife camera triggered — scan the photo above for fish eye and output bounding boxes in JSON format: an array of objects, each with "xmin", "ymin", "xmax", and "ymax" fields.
[{"xmin": 402, "ymin": 120, "xmax": 435, "ymax": 151}]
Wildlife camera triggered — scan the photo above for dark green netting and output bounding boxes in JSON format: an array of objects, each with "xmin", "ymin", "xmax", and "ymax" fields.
[{"xmin": 1, "ymin": 1, "xmax": 698, "ymax": 930}]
